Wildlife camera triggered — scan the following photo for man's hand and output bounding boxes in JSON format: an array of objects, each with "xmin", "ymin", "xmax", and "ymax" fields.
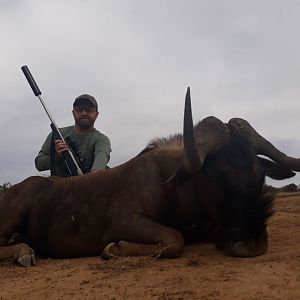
[{"xmin": 54, "ymin": 140, "xmax": 69, "ymax": 157}]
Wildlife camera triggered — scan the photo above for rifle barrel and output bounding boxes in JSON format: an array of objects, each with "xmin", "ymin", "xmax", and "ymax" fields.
[{"xmin": 21, "ymin": 65, "xmax": 83, "ymax": 176}]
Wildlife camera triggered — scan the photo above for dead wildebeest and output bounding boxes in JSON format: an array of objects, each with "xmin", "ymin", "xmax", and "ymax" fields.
[{"xmin": 0, "ymin": 88, "xmax": 298, "ymax": 267}]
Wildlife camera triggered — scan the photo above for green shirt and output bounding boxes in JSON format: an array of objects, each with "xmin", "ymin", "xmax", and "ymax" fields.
[{"xmin": 35, "ymin": 126, "xmax": 111, "ymax": 176}]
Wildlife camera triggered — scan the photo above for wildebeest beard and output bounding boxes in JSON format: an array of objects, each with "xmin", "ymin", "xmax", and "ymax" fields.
[{"xmin": 199, "ymin": 136, "xmax": 275, "ymax": 257}]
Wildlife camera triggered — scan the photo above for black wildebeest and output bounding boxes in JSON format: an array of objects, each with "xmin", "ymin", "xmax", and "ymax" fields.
[{"xmin": 0, "ymin": 88, "xmax": 299, "ymax": 266}]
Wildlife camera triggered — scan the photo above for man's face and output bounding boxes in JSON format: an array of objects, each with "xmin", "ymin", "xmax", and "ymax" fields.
[{"xmin": 72, "ymin": 100, "xmax": 99, "ymax": 129}]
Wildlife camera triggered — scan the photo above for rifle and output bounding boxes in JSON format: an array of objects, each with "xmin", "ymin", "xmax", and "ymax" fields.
[{"xmin": 21, "ymin": 65, "xmax": 84, "ymax": 176}]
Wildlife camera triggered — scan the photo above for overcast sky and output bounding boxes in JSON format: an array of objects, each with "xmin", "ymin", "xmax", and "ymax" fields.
[{"xmin": 1, "ymin": 0, "xmax": 300, "ymax": 187}]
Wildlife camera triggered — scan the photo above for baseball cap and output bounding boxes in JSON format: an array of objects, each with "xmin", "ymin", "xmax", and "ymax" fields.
[{"xmin": 73, "ymin": 94, "xmax": 98, "ymax": 111}]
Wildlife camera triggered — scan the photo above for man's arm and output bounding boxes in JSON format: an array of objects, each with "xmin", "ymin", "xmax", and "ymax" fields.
[
  {"xmin": 35, "ymin": 132, "xmax": 52, "ymax": 171},
  {"xmin": 35, "ymin": 132, "xmax": 65, "ymax": 171},
  {"xmin": 91, "ymin": 134, "xmax": 111, "ymax": 171}
]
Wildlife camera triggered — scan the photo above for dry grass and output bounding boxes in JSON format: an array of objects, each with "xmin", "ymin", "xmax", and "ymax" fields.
[{"xmin": 276, "ymin": 192, "xmax": 300, "ymax": 198}]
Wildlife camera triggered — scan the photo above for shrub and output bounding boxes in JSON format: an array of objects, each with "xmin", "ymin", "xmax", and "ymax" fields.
[
  {"xmin": 282, "ymin": 183, "xmax": 298, "ymax": 193},
  {"xmin": 0, "ymin": 182, "xmax": 12, "ymax": 196}
]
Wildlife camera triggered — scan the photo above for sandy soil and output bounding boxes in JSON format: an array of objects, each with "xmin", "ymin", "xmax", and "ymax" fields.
[{"xmin": 0, "ymin": 194, "xmax": 299, "ymax": 300}]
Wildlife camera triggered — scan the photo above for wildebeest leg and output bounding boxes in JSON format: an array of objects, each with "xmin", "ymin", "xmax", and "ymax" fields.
[
  {"xmin": 0, "ymin": 177, "xmax": 52, "ymax": 266},
  {"xmin": 0, "ymin": 177, "xmax": 52, "ymax": 245},
  {"xmin": 0, "ymin": 177, "xmax": 40, "ymax": 245},
  {"xmin": 0, "ymin": 243, "xmax": 35, "ymax": 267},
  {"xmin": 101, "ymin": 241, "xmax": 161, "ymax": 259},
  {"xmin": 0, "ymin": 207, "xmax": 27, "ymax": 246},
  {"xmin": 101, "ymin": 217, "xmax": 184, "ymax": 259}
]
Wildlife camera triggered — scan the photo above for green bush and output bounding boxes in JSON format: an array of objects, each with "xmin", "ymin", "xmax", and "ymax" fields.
[
  {"xmin": 0, "ymin": 182, "xmax": 12, "ymax": 196},
  {"xmin": 282, "ymin": 183, "xmax": 298, "ymax": 193}
]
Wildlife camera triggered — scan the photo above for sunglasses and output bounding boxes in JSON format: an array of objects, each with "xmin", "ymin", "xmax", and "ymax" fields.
[{"xmin": 74, "ymin": 106, "xmax": 96, "ymax": 113}]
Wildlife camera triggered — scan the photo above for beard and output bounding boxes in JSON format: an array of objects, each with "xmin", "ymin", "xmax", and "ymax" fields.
[{"xmin": 76, "ymin": 118, "xmax": 95, "ymax": 129}]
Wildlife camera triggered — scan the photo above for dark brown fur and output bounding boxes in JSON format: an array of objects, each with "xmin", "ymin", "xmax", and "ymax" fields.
[{"xmin": 0, "ymin": 131, "xmax": 281, "ymax": 264}]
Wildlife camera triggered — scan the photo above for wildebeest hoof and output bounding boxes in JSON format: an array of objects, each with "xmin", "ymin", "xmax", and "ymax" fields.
[
  {"xmin": 14, "ymin": 244, "xmax": 36, "ymax": 267},
  {"xmin": 100, "ymin": 251, "xmax": 113, "ymax": 260},
  {"xmin": 101, "ymin": 242, "xmax": 118, "ymax": 260},
  {"xmin": 17, "ymin": 254, "xmax": 36, "ymax": 267}
]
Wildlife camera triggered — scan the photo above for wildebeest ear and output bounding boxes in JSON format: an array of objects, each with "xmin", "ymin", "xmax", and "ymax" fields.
[{"xmin": 258, "ymin": 156, "xmax": 296, "ymax": 179}]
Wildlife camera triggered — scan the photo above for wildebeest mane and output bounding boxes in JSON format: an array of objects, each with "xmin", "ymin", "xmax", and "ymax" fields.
[{"xmin": 137, "ymin": 134, "xmax": 183, "ymax": 156}]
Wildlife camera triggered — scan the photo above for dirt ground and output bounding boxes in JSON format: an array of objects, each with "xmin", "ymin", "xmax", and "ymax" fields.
[{"xmin": 0, "ymin": 194, "xmax": 299, "ymax": 300}]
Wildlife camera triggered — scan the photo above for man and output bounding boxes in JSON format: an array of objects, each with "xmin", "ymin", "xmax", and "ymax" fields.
[{"xmin": 35, "ymin": 94, "xmax": 111, "ymax": 176}]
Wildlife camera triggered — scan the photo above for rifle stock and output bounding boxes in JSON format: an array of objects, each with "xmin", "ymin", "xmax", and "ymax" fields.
[{"xmin": 50, "ymin": 124, "xmax": 83, "ymax": 176}]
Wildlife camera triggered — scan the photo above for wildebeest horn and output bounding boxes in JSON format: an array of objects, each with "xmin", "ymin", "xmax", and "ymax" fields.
[
  {"xmin": 193, "ymin": 116, "xmax": 231, "ymax": 165},
  {"xmin": 183, "ymin": 87, "xmax": 202, "ymax": 174},
  {"xmin": 183, "ymin": 88, "xmax": 231, "ymax": 174},
  {"xmin": 228, "ymin": 118, "xmax": 300, "ymax": 171}
]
